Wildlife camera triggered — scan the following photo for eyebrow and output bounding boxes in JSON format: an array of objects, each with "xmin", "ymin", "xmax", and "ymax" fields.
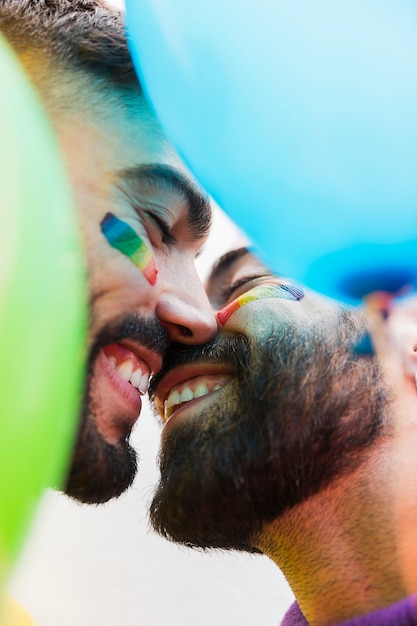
[
  {"xmin": 207, "ymin": 246, "xmax": 252, "ymax": 284},
  {"xmin": 115, "ymin": 164, "xmax": 212, "ymax": 241}
]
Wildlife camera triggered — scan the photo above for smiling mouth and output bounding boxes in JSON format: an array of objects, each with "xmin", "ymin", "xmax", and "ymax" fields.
[
  {"xmin": 102, "ymin": 342, "xmax": 159, "ymax": 396},
  {"xmin": 159, "ymin": 374, "xmax": 234, "ymax": 422},
  {"xmin": 107, "ymin": 354, "xmax": 149, "ymax": 395}
]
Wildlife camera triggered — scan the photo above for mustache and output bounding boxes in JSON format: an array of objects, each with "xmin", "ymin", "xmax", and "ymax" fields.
[
  {"xmin": 149, "ymin": 334, "xmax": 250, "ymax": 399},
  {"xmin": 89, "ymin": 313, "xmax": 170, "ymax": 367}
]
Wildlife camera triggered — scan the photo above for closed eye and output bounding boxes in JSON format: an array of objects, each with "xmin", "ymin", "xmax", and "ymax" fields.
[
  {"xmin": 144, "ymin": 211, "xmax": 177, "ymax": 246},
  {"xmin": 220, "ymin": 274, "xmax": 272, "ymax": 302}
]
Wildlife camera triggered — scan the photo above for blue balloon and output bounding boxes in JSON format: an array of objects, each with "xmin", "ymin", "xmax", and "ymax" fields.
[{"xmin": 126, "ymin": 0, "xmax": 417, "ymax": 303}]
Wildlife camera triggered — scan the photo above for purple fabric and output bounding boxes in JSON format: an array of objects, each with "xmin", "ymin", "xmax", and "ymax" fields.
[{"xmin": 281, "ymin": 595, "xmax": 417, "ymax": 626}]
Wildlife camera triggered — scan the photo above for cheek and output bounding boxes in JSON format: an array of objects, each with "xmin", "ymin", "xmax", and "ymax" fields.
[
  {"xmin": 84, "ymin": 231, "xmax": 157, "ymax": 318},
  {"xmin": 100, "ymin": 213, "xmax": 158, "ymax": 286},
  {"xmin": 217, "ymin": 299, "xmax": 241, "ymax": 326},
  {"xmin": 390, "ymin": 317, "xmax": 417, "ymax": 353},
  {"xmin": 216, "ymin": 303, "xmax": 281, "ymax": 337},
  {"xmin": 217, "ymin": 284, "xmax": 304, "ymax": 325}
]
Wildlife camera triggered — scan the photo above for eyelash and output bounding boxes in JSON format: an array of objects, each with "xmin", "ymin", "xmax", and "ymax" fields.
[
  {"xmin": 221, "ymin": 274, "xmax": 269, "ymax": 301},
  {"xmin": 145, "ymin": 211, "xmax": 176, "ymax": 246}
]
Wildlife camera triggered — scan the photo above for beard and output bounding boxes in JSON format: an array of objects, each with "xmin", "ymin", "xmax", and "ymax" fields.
[
  {"xmin": 149, "ymin": 308, "xmax": 390, "ymax": 552},
  {"xmin": 63, "ymin": 403, "xmax": 138, "ymax": 505},
  {"xmin": 64, "ymin": 313, "xmax": 168, "ymax": 504}
]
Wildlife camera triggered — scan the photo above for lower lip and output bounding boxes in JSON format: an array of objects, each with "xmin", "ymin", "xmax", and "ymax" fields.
[
  {"xmin": 96, "ymin": 349, "xmax": 142, "ymax": 421},
  {"xmin": 162, "ymin": 387, "xmax": 227, "ymax": 435}
]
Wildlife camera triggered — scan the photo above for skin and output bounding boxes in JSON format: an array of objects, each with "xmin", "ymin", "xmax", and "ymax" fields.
[
  {"xmin": 150, "ymin": 248, "xmax": 417, "ymax": 625},
  {"xmin": 369, "ymin": 294, "xmax": 417, "ymax": 600},
  {"xmin": 152, "ymin": 247, "xmax": 346, "ymax": 433},
  {"xmin": 51, "ymin": 84, "xmax": 218, "ymax": 502}
]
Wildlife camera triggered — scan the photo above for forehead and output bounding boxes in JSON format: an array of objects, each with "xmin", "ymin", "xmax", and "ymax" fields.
[
  {"xmin": 57, "ymin": 89, "xmax": 211, "ymax": 235},
  {"xmin": 62, "ymin": 88, "xmax": 177, "ymax": 169}
]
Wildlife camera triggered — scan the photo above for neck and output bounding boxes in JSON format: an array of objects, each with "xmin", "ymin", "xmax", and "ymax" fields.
[{"xmin": 255, "ymin": 445, "xmax": 409, "ymax": 626}]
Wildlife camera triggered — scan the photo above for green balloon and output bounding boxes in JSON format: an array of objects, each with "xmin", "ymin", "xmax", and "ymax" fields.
[{"xmin": 0, "ymin": 34, "xmax": 87, "ymax": 575}]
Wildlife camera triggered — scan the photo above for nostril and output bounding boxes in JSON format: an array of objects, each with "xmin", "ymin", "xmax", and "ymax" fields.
[{"xmin": 178, "ymin": 325, "xmax": 193, "ymax": 338}]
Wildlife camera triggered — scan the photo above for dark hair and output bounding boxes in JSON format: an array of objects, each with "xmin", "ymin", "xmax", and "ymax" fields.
[{"xmin": 0, "ymin": 0, "xmax": 140, "ymax": 91}]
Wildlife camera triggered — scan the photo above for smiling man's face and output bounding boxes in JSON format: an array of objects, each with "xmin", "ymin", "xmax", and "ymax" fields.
[
  {"xmin": 0, "ymin": 0, "xmax": 219, "ymax": 505},
  {"xmin": 149, "ymin": 248, "xmax": 389, "ymax": 551},
  {"xmin": 58, "ymin": 91, "xmax": 217, "ymax": 504}
]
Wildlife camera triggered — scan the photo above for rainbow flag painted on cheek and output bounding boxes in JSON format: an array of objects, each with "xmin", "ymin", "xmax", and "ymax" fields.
[
  {"xmin": 217, "ymin": 283, "xmax": 304, "ymax": 325},
  {"xmin": 100, "ymin": 212, "xmax": 158, "ymax": 286}
]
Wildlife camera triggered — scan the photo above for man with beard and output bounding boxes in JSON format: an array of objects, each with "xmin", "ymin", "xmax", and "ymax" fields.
[
  {"xmin": 0, "ymin": 0, "xmax": 218, "ymax": 505},
  {"xmin": 149, "ymin": 246, "xmax": 417, "ymax": 626}
]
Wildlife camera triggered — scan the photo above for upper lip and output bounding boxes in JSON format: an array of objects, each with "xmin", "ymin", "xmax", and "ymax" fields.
[
  {"xmin": 115, "ymin": 338, "xmax": 164, "ymax": 377},
  {"xmin": 153, "ymin": 362, "xmax": 235, "ymax": 418}
]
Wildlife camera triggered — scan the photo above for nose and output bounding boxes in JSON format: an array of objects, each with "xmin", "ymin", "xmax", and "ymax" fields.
[{"xmin": 155, "ymin": 265, "xmax": 218, "ymax": 345}]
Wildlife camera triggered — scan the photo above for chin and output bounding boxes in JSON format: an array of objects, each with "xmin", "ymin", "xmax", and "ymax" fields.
[{"xmin": 64, "ymin": 412, "xmax": 138, "ymax": 504}]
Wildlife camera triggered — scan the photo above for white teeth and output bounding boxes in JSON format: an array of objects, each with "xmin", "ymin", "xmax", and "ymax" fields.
[
  {"xmin": 166, "ymin": 390, "xmax": 180, "ymax": 410},
  {"xmin": 130, "ymin": 368, "xmax": 142, "ymax": 389},
  {"xmin": 138, "ymin": 371, "xmax": 149, "ymax": 395},
  {"xmin": 114, "ymin": 360, "xmax": 150, "ymax": 395},
  {"xmin": 128, "ymin": 367, "xmax": 149, "ymax": 395},
  {"xmin": 179, "ymin": 387, "xmax": 194, "ymax": 403},
  {"xmin": 194, "ymin": 383, "xmax": 209, "ymax": 398},
  {"xmin": 117, "ymin": 360, "xmax": 134, "ymax": 382},
  {"xmin": 164, "ymin": 380, "xmax": 226, "ymax": 420}
]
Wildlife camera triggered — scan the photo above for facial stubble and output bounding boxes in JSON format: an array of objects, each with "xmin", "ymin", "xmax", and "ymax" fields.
[
  {"xmin": 65, "ymin": 313, "xmax": 168, "ymax": 504},
  {"xmin": 150, "ymin": 309, "xmax": 389, "ymax": 552}
]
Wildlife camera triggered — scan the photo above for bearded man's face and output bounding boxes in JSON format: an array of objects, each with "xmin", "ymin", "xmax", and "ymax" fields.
[{"xmin": 148, "ymin": 249, "xmax": 389, "ymax": 551}]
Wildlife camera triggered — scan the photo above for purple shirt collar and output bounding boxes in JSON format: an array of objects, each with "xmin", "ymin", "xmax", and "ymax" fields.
[{"xmin": 281, "ymin": 596, "xmax": 417, "ymax": 626}]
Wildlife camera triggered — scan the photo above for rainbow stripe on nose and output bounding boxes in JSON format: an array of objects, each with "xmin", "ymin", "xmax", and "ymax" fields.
[
  {"xmin": 100, "ymin": 212, "xmax": 157, "ymax": 286},
  {"xmin": 217, "ymin": 283, "xmax": 304, "ymax": 326}
]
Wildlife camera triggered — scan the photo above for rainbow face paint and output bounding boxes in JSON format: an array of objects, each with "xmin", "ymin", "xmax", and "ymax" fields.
[
  {"xmin": 100, "ymin": 212, "xmax": 157, "ymax": 286},
  {"xmin": 217, "ymin": 283, "xmax": 304, "ymax": 326}
]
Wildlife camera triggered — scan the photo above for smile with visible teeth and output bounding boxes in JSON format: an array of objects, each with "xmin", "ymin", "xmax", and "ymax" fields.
[
  {"xmin": 108, "ymin": 356, "xmax": 150, "ymax": 395},
  {"xmin": 163, "ymin": 376, "xmax": 231, "ymax": 422}
]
